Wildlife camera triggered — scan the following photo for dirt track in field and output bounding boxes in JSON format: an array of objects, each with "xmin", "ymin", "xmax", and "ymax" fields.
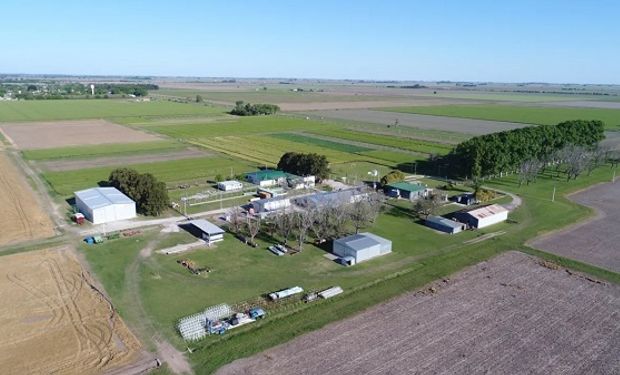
[
  {"xmin": 217, "ymin": 251, "xmax": 620, "ymax": 375},
  {"xmin": 279, "ymin": 98, "xmax": 480, "ymax": 111},
  {"xmin": 302, "ymin": 109, "xmax": 529, "ymax": 135},
  {"xmin": 0, "ymin": 247, "xmax": 142, "ymax": 374},
  {"xmin": 38, "ymin": 148, "xmax": 210, "ymax": 171},
  {"xmin": 0, "ymin": 119, "xmax": 160, "ymax": 149},
  {"xmin": 0, "ymin": 152, "xmax": 54, "ymax": 246},
  {"xmin": 544, "ymin": 101, "xmax": 620, "ymax": 109},
  {"xmin": 531, "ymin": 181, "xmax": 620, "ymax": 273}
]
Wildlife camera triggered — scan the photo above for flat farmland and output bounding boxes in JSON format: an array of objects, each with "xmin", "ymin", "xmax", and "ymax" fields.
[
  {"xmin": 302, "ymin": 109, "xmax": 528, "ymax": 135},
  {"xmin": 217, "ymin": 251, "xmax": 620, "ymax": 375},
  {"xmin": 0, "ymin": 119, "xmax": 160, "ymax": 149},
  {"xmin": 43, "ymin": 156, "xmax": 257, "ymax": 197},
  {"xmin": 306, "ymin": 128, "xmax": 453, "ymax": 155},
  {"xmin": 22, "ymin": 140, "xmax": 184, "ymax": 161},
  {"xmin": 0, "ymin": 247, "xmax": 142, "ymax": 374},
  {"xmin": 531, "ymin": 181, "xmax": 620, "ymax": 273},
  {"xmin": 0, "ymin": 99, "xmax": 224, "ymax": 122},
  {"xmin": 0, "ymin": 152, "xmax": 54, "ymax": 246},
  {"xmin": 383, "ymin": 104, "xmax": 620, "ymax": 130}
]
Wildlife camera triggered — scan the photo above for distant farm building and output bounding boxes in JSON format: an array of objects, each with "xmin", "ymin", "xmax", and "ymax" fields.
[
  {"xmin": 385, "ymin": 182, "xmax": 426, "ymax": 201},
  {"xmin": 74, "ymin": 187, "xmax": 136, "ymax": 224},
  {"xmin": 287, "ymin": 175, "xmax": 316, "ymax": 189},
  {"xmin": 425, "ymin": 215, "xmax": 466, "ymax": 234},
  {"xmin": 451, "ymin": 192, "xmax": 477, "ymax": 205},
  {"xmin": 186, "ymin": 219, "xmax": 225, "ymax": 244},
  {"xmin": 294, "ymin": 188, "xmax": 367, "ymax": 209},
  {"xmin": 245, "ymin": 170, "xmax": 288, "ymax": 187},
  {"xmin": 217, "ymin": 180, "xmax": 243, "ymax": 191},
  {"xmin": 454, "ymin": 204, "xmax": 508, "ymax": 229},
  {"xmin": 333, "ymin": 232, "xmax": 392, "ymax": 266},
  {"xmin": 250, "ymin": 197, "xmax": 291, "ymax": 217}
]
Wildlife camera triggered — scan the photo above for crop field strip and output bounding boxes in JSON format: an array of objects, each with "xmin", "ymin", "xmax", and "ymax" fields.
[
  {"xmin": 0, "ymin": 99, "xmax": 225, "ymax": 122},
  {"xmin": 382, "ymin": 104, "xmax": 620, "ymax": 130},
  {"xmin": 22, "ymin": 140, "xmax": 186, "ymax": 161},
  {"xmin": 270, "ymin": 133, "xmax": 372, "ymax": 153},
  {"xmin": 305, "ymin": 128, "xmax": 453, "ymax": 155},
  {"xmin": 43, "ymin": 156, "xmax": 258, "ymax": 197}
]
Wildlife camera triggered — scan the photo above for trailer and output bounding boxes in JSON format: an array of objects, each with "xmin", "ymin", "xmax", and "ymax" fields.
[
  {"xmin": 269, "ymin": 286, "xmax": 304, "ymax": 300},
  {"xmin": 318, "ymin": 286, "xmax": 343, "ymax": 299}
]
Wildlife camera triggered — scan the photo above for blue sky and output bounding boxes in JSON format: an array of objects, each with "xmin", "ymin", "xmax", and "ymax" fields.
[{"xmin": 1, "ymin": 0, "xmax": 618, "ymax": 83}]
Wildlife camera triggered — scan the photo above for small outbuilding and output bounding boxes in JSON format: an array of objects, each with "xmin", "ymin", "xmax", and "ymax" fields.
[
  {"xmin": 75, "ymin": 187, "xmax": 136, "ymax": 224},
  {"xmin": 385, "ymin": 182, "xmax": 426, "ymax": 201},
  {"xmin": 451, "ymin": 192, "xmax": 477, "ymax": 205},
  {"xmin": 454, "ymin": 204, "xmax": 508, "ymax": 229},
  {"xmin": 250, "ymin": 197, "xmax": 291, "ymax": 217},
  {"xmin": 333, "ymin": 232, "xmax": 392, "ymax": 266},
  {"xmin": 217, "ymin": 180, "xmax": 243, "ymax": 191},
  {"xmin": 186, "ymin": 219, "xmax": 225, "ymax": 243},
  {"xmin": 425, "ymin": 215, "xmax": 466, "ymax": 234}
]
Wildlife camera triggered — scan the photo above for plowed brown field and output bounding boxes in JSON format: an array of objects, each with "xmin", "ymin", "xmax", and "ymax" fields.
[
  {"xmin": 0, "ymin": 152, "xmax": 54, "ymax": 246},
  {"xmin": 0, "ymin": 247, "xmax": 142, "ymax": 374}
]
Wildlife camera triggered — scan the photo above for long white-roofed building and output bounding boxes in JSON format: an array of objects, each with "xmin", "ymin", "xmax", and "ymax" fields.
[{"xmin": 74, "ymin": 187, "xmax": 137, "ymax": 224}]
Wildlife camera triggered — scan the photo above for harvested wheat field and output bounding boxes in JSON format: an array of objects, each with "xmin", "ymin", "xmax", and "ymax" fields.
[
  {"xmin": 0, "ymin": 152, "xmax": 54, "ymax": 246},
  {"xmin": 0, "ymin": 247, "xmax": 142, "ymax": 374},
  {"xmin": 532, "ymin": 181, "xmax": 620, "ymax": 273},
  {"xmin": 217, "ymin": 251, "xmax": 620, "ymax": 375},
  {"xmin": 0, "ymin": 119, "xmax": 159, "ymax": 149}
]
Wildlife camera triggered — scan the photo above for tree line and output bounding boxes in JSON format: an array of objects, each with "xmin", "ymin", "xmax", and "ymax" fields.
[
  {"xmin": 227, "ymin": 190, "xmax": 383, "ymax": 251},
  {"xmin": 108, "ymin": 168, "xmax": 169, "ymax": 216},
  {"xmin": 230, "ymin": 101, "xmax": 280, "ymax": 116},
  {"xmin": 447, "ymin": 120, "xmax": 605, "ymax": 179},
  {"xmin": 277, "ymin": 152, "xmax": 330, "ymax": 181}
]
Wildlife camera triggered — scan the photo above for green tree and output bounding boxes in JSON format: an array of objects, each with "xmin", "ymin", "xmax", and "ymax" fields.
[
  {"xmin": 108, "ymin": 168, "xmax": 169, "ymax": 216},
  {"xmin": 277, "ymin": 152, "xmax": 330, "ymax": 181},
  {"xmin": 380, "ymin": 170, "xmax": 406, "ymax": 186}
]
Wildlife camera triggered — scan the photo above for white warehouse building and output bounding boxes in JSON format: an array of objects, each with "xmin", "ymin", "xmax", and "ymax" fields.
[
  {"xmin": 333, "ymin": 232, "xmax": 392, "ymax": 266},
  {"xmin": 217, "ymin": 180, "xmax": 243, "ymax": 191},
  {"xmin": 75, "ymin": 187, "xmax": 137, "ymax": 224},
  {"xmin": 454, "ymin": 204, "xmax": 508, "ymax": 229}
]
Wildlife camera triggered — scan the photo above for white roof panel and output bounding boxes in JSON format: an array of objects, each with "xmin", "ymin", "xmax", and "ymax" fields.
[
  {"xmin": 188, "ymin": 219, "xmax": 225, "ymax": 235},
  {"xmin": 74, "ymin": 187, "xmax": 134, "ymax": 210}
]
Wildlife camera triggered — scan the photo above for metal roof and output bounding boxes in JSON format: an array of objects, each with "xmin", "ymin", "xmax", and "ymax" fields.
[
  {"xmin": 74, "ymin": 187, "xmax": 134, "ymax": 210},
  {"xmin": 246, "ymin": 170, "xmax": 288, "ymax": 181},
  {"xmin": 335, "ymin": 232, "xmax": 390, "ymax": 251},
  {"xmin": 188, "ymin": 219, "xmax": 225, "ymax": 235},
  {"xmin": 426, "ymin": 215, "xmax": 464, "ymax": 229},
  {"xmin": 386, "ymin": 182, "xmax": 425, "ymax": 193},
  {"xmin": 463, "ymin": 204, "xmax": 508, "ymax": 220}
]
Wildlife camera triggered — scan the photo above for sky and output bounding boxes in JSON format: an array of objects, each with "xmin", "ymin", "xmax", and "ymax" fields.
[{"xmin": 1, "ymin": 0, "xmax": 618, "ymax": 84}]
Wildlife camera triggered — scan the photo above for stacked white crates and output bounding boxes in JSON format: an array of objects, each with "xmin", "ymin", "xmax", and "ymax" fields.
[{"xmin": 177, "ymin": 303, "xmax": 233, "ymax": 341}]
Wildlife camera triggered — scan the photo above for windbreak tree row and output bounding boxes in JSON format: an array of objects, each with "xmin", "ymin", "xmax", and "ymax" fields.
[{"xmin": 447, "ymin": 120, "xmax": 605, "ymax": 178}]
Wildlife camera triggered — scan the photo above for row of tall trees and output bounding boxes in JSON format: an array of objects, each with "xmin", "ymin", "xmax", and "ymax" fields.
[
  {"xmin": 447, "ymin": 120, "xmax": 605, "ymax": 178},
  {"xmin": 108, "ymin": 168, "xmax": 170, "ymax": 216},
  {"xmin": 230, "ymin": 101, "xmax": 280, "ymax": 116},
  {"xmin": 277, "ymin": 152, "xmax": 330, "ymax": 180}
]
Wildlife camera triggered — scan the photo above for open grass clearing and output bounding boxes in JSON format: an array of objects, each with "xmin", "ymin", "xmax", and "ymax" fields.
[
  {"xmin": 217, "ymin": 251, "xmax": 620, "ymax": 375},
  {"xmin": 383, "ymin": 104, "xmax": 620, "ymax": 130},
  {"xmin": 0, "ymin": 119, "xmax": 161, "ymax": 150},
  {"xmin": 0, "ymin": 99, "xmax": 224, "ymax": 122},
  {"xmin": 43, "ymin": 156, "xmax": 257, "ymax": 197},
  {"xmin": 22, "ymin": 140, "xmax": 185, "ymax": 161}
]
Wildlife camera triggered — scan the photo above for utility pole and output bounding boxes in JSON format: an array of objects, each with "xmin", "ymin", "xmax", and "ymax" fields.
[
  {"xmin": 613, "ymin": 169, "xmax": 616, "ymax": 183},
  {"xmin": 551, "ymin": 185, "xmax": 556, "ymax": 202}
]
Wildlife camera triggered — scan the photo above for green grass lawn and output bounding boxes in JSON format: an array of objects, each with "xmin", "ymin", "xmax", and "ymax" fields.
[
  {"xmin": 0, "ymin": 99, "xmax": 224, "ymax": 122},
  {"xmin": 22, "ymin": 140, "xmax": 185, "ymax": 161},
  {"xmin": 382, "ymin": 104, "xmax": 620, "ymax": 130},
  {"xmin": 270, "ymin": 132, "xmax": 372, "ymax": 153},
  {"xmin": 43, "ymin": 156, "xmax": 258, "ymax": 197}
]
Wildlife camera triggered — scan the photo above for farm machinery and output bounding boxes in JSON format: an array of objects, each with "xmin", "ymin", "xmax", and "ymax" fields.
[
  {"xmin": 177, "ymin": 303, "xmax": 267, "ymax": 340},
  {"xmin": 177, "ymin": 259, "xmax": 210, "ymax": 275}
]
